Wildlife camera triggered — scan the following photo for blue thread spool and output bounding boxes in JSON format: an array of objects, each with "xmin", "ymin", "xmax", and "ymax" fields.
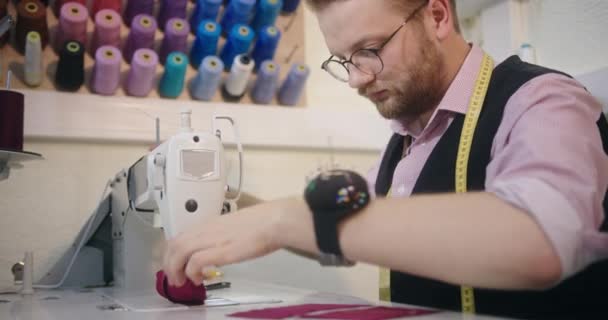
[
  {"xmin": 190, "ymin": 0, "xmax": 222, "ymax": 33},
  {"xmin": 190, "ymin": 20, "xmax": 221, "ymax": 68},
  {"xmin": 191, "ymin": 56, "xmax": 224, "ymax": 101},
  {"xmin": 251, "ymin": 0, "xmax": 282, "ymax": 31},
  {"xmin": 278, "ymin": 63, "xmax": 309, "ymax": 106},
  {"xmin": 251, "ymin": 25, "xmax": 281, "ymax": 70},
  {"xmin": 159, "ymin": 52, "xmax": 189, "ymax": 98},
  {"xmin": 220, "ymin": 0, "xmax": 255, "ymax": 36},
  {"xmin": 251, "ymin": 60, "xmax": 280, "ymax": 104},
  {"xmin": 282, "ymin": 0, "xmax": 300, "ymax": 13},
  {"xmin": 220, "ymin": 24, "xmax": 254, "ymax": 71}
]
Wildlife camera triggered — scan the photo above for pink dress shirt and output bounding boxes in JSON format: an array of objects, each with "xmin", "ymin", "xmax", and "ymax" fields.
[{"xmin": 367, "ymin": 45, "xmax": 608, "ymax": 280}]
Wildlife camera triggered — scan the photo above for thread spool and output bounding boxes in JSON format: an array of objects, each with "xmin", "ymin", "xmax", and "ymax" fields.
[
  {"xmin": 282, "ymin": 0, "xmax": 300, "ymax": 14},
  {"xmin": 0, "ymin": 0, "xmax": 8, "ymax": 47},
  {"xmin": 219, "ymin": 24, "xmax": 254, "ymax": 71},
  {"xmin": 55, "ymin": 40, "xmax": 85, "ymax": 91},
  {"xmin": 190, "ymin": 55, "xmax": 223, "ymax": 101},
  {"xmin": 251, "ymin": 60, "xmax": 280, "ymax": 104},
  {"xmin": 15, "ymin": 0, "xmax": 49, "ymax": 54},
  {"xmin": 126, "ymin": 48, "xmax": 158, "ymax": 97},
  {"xmin": 222, "ymin": 54, "xmax": 254, "ymax": 101},
  {"xmin": 158, "ymin": 0, "xmax": 188, "ymax": 31},
  {"xmin": 190, "ymin": 20, "xmax": 221, "ymax": 68},
  {"xmin": 518, "ymin": 43, "xmax": 537, "ymax": 64},
  {"xmin": 160, "ymin": 18, "xmax": 190, "ymax": 65},
  {"xmin": 92, "ymin": 9, "xmax": 121, "ymax": 55},
  {"xmin": 220, "ymin": 0, "xmax": 255, "ymax": 37},
  {"xmin": 124, "ymin": 0, "xmax": 154, "ymax": 27},
  {"xmin": 24, "ymin": 31, "xmax": 43, "ymax": 87},
  {"xmin": 55, "ymin": 2, "xmax": 88, "ymax": 53},
  {"xmin": 159, "ymin": 52, "xmax": 188, "ymax": 98},
  {"xmin": 189, "ymin": 0, "xmax": 221, "ymax": 33},
  {"xmin": 251, "ymin": 0, "xmax": 282, "ymax": 31},
  {"xmin": 92, "ymin": 0, "xmax": 122, "ymax": 19},
  {"xmin": 124, "ymin": 14, "xmax": 157, "ymax": 63},
  {"xmin": 251, "ymin": 25, "xmax": 281, "ymax": 70},
  {"xmin": 278, "ymin": 63, "xmax": 309, "ymax": 106},
  {"xmin": 91, "ymin": 45, "xmax": 122, "ymax": 95},
  {"xmin": 53, "ymin": 0, "xmax": 86, "ymax": 18},
  {"xmin": 0, "ymin": 89, "xmax": 24, "ymax": 152}
]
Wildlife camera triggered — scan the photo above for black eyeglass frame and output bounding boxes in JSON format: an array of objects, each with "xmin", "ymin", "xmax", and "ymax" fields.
[{"xmin": 321, "ymin": 0, "xmax": 429, "ymax": 82}]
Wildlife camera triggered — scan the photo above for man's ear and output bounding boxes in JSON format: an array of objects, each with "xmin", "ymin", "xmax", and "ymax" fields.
[{"xmin": 429, "ymin": 0, "xmax": 453, "ymax": 40}]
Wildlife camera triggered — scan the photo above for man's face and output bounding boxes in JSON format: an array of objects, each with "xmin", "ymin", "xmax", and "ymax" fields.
[{"xmin": 317, "ymin": 0, "xmax": 446, "ymax": 120}]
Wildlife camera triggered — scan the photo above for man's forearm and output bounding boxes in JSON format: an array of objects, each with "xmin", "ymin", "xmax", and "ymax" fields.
[{"xmin": 277, "ymin": 193, "xmax": 561, "ymax": 290}]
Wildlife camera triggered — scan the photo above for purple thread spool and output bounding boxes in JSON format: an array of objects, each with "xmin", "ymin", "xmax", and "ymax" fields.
[
  {"xmin": 92, "ymin": 9, "xmax": 121, "ymax": 55},
  {"xmin": 56, "ymin": 2, "xmax": 88, "ymax": 52},
  {"xmin": 158, "ymin": 0, "xmax": 188, "ymax": 31},
  {"xmin": 160, "ymin": 18, "xmax": 190, "ymax": 65},
  {"xmin": 92, "ymin": 45, "xmax": 122, "ymax": 95},
  {"xmin": 126, "ymin": 48, "xmax": 158, "ymax": 97},
  {"xmin": 124, "ymin": 14, "xmax": 157, "ymax": 63},
  {"xmin": 124, "ymin": 0, "xmax": 154, "ymax": 26}
]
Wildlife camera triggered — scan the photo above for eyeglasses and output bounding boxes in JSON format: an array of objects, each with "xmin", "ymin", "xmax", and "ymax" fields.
[{"xmin": 321, "ymin": 1, "xmax": 429, "ymax": 82}]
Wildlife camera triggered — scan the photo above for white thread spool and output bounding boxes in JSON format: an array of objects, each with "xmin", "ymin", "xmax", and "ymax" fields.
[
  {"xmin": 24, "ymin": 31, "xmax": 43, "ymax": 87},
  {"xmin": 518, "ymin": 43, "xmax": 536, "ymax": 64},
  {"xmin": 224, "ymin": 54, "xmax": 254, "ymax": 99}
]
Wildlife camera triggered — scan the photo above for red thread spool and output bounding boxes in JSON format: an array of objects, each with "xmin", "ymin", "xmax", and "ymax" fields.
[
  {"xmin": 0, "ymin": 0, "xmax": 8, "ymax": 47},
  {"xmin": 0, "ymin": 90, "xmax": 25, "ymax": 152},
  {"xmin": 53, "ymin": 0, "xmax": 86, "ymax": 18},
  {"xmin": 15, "ymin": 0, "xmax": 49, "ymax": 54},
  {"xmin": 92, "ymin": 0, "xmax": 122, "ymax": 19}
]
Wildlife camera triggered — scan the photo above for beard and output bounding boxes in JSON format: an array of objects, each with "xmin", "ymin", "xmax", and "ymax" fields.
[{"xmin": 361, "ymin": 29, "xmax": 446, "ymax": 120}]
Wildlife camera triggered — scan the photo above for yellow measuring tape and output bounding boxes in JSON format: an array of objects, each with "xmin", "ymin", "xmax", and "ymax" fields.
[{"xmin": 379, "ymin": 53, "xmax": 494, "ymax": 315}]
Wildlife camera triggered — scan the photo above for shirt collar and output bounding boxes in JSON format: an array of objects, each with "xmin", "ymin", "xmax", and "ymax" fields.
[{"xmin": 390, "ymin": 45, "xmax": 486, "ymax": 137}]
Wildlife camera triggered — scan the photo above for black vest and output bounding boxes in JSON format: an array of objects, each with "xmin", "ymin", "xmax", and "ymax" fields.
[{"xmin": 375, "ymin": 56, "xmax": 608, "ymax": 319}]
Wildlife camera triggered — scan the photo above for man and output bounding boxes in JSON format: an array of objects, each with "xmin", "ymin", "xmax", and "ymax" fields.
[{"xmin": 163, "ymin": 0, "xmax": 608, "ymax": 318}]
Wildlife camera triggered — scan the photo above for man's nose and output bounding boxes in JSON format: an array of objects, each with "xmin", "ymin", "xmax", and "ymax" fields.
[{"xmin": 348, "ymin": 65, "xmax": 375, "ymax": 89}]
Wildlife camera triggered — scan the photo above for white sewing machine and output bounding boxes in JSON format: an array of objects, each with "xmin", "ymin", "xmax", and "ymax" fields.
[{"xmin": 32, "ymin": 109, "xmax": 243, "ymax": 291}]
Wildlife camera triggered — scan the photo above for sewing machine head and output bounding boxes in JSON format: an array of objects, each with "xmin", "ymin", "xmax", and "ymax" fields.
[{"xmin": 129, "ymin": 109, "xmax": 230, "ymax": 238}]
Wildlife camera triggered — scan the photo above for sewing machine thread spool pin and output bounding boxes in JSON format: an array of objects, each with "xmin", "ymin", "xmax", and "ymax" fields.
[
  {"xmin": 21, "ymin": 251, "xmax": 34, "ymax": 294},
  {"xmin": 180, "ymin": 108, "xmax": 193, "ymax": 133}
]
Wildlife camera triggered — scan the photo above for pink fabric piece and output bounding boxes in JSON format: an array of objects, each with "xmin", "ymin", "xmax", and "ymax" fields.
[
  {"xmin": 300, "ymin": 306, "xmax": 438, "ymax": 320},
  {"xmin": 228, "ymin": 303, "xmax": 368, "ymax": 319},
  {"xmin": 155, "ymin": 270, "xmax": 207, "ymax": 306},
  {"xmin": 366, "ymin": 45, "xmax": 608, "ymax": 279}
]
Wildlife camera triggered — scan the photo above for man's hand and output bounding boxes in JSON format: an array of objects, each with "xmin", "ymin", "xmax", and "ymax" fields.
[{"xmin": 162, "ymin": 199, "xmax": 291, "ymax": 287}]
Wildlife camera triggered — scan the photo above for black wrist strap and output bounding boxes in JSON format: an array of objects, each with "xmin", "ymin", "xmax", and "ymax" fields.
[{"xmin": 312, "ymin": 209, "xmax": 343, "ymax": 256}]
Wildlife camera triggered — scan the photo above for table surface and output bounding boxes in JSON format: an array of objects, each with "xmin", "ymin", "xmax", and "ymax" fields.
[{"xmin": 0, "ymin": 278, "xmax": 509, "ymax": 320}]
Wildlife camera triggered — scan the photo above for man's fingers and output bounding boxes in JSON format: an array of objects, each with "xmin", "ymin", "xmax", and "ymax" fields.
[
  {"xmin": 164, "ymin": 237, "xmax": 200, "ymax": 286},
  {"xmin": 184, "ymin": 245, "xmax": 239, "ymax": 285}
]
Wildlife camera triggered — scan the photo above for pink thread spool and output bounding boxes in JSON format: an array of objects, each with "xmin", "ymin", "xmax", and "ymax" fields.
[
  {"xmin": 55, "ymin": 2, "xmax": 88, "ymax": 53},
  {"xmin": 92, "ymin": 9, "xmax": 121, "ymax": 55},
  {"xmin": 91, "ymin": 45, "xmax": 122, "ymax": 95},
  {"xmin": 123, "ymin": 14, "xmax": 157, "ymax": 63},
  {"xmin": 125, "ymin": 48, "xmax": 158, "ymax": 97}
]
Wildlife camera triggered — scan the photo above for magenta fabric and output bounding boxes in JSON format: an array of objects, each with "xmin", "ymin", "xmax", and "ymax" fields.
[
  {"xmin": 155, "ymin": 270, "xmax": 207, "ymax": 305},
  {"xmin": 300, "ymin": 306, "xmax": 438, "ymax": 319},
  {"xmin": 228, "ymin": 303, "xmax": 368, "ymax": 319}
]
